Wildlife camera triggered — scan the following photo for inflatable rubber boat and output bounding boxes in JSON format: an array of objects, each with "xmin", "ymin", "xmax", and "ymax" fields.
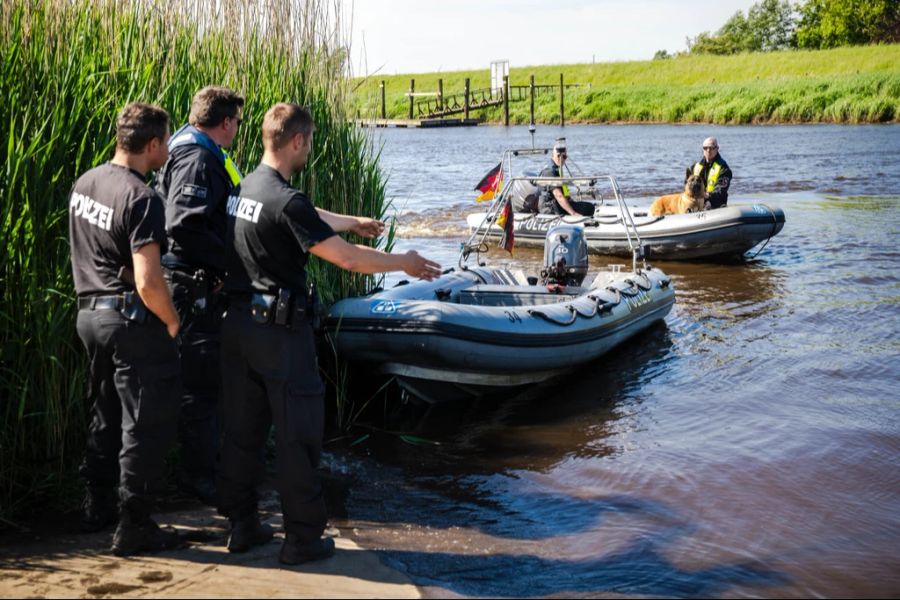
[{"xmin": 326, "ymin": 187, "xmax": 676, "ymax": 403}]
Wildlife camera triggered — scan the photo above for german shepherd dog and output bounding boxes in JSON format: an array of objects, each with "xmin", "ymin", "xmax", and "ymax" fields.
[{"xmin": 649, "ymin": 168, "xmax": 707, "ymax": 216}]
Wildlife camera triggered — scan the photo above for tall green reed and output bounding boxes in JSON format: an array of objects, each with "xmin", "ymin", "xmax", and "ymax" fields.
[{"xmin": 0, "ymin": 0, "xmax": 385, "ymax": 521}]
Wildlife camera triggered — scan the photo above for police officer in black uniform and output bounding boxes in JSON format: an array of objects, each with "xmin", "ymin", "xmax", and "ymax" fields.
[
  {"xmin": 218, "ymin": 102, "xmax": 441, "ymax": 563},
  {"xmin": 538, "ymin": 138, "xmax": 594, "ymax": 217},
  {"xmin": 70, "ymin": 102, "xmax": 183, "ymax": 556},
  {"xmin": 154, "ymin": 86, "xmax": 244, "ymax": 504}
]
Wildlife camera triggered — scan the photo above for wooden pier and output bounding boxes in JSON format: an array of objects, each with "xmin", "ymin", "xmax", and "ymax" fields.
[{"xmin": 368, "ymin": 74, "xmax": 588, "ymax": 126}]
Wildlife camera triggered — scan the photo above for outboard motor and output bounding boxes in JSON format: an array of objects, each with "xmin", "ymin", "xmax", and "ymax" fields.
[{"xmin": 541, "ymin": 224, "xmax": 589, "ymax": 286}]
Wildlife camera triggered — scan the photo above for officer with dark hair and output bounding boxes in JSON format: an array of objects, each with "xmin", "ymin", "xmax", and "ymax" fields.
[
  {"xmin": 154, "ymin": 85, "xmax": 245, "ymax": 505},
  {"xmin": 70, "ymin": 102, "xmax": 182, "ymax": 555},
  {"xmin": 218, "ymin": 102, "xmax": 441, "ymax": 564}
]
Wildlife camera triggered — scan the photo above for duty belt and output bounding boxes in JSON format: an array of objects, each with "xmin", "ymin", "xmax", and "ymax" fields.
[
  {"xmin": 78, "ymin": 295, "xmax": 125, "ymax": 310},
  {"xmin": 77, "ymin": 292, "xmax": 149, "ymax": 323}
]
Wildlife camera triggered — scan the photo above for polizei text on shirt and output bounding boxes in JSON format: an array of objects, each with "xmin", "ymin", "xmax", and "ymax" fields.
[
  {"xmin": 227, "ymin": 194, "xmax": 263, "ymax": 223},
  {"xmin": 70, "ymin": 192, "xmax": 114, "ymax": 231}
]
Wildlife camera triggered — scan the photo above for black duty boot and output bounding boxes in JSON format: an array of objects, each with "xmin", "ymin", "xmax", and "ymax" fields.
[
  {"xmin": 80, "ymin": 487, "xmax": 118, "ymax": 533},
  {"xmin": 279, "ymin": 534, "xmax": 335, "ymax": 565},
  {"xmin": 111, "ymin": 515, "xmax": 182, "ymax": 557},
  {"xmin": 227, "ymin": 514, "xmax": 274, "ymax": 553}
]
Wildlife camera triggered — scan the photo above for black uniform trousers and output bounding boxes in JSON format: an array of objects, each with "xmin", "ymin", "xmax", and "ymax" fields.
[
  {"xmin": 540, "ymin": 195, "xmax": 595, "ymax": 217},
  {"xmin": 76, "ymin": 308, "xmax": 181, "ymax": 517},
  {"xmin": 218, "ymin": 301, "xmax": 327, "ymax": 543},
  {"xmin": 168, "ymin": 272, "xmax": 224, "ymax": 482}
]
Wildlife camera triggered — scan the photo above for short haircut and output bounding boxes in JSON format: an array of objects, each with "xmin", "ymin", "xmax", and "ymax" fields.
[
  {"xmin": 262, "ymin": 103, "xmax": 315, "ymax": 150},
  {"xmin": 188, "ymin": 86, "xmax": 245, "ymax": 128},
  {"xmin": 116, "ymin": 102, "xmax": 170, "ymax": 152}
]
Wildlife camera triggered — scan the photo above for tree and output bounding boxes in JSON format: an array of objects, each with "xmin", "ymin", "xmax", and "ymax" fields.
[
  {"xmin": 689, "ymin": 0, "xmax": 796, "ymax": 54},
  {"xmin": 796, "ymin": 0, "xmax": 900, "ymax": 48},
  {"xmin": 747, "ymin": 0, "xmax": 796, "ymax": 50}
]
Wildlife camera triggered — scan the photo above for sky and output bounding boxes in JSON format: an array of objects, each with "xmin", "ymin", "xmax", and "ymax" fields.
[{"xmin": 347, "ymin": 0, "xmax": 760, "ymax": 76}]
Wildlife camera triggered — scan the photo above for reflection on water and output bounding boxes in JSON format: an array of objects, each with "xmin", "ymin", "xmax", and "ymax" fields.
[{"xmin": 328, "ymin": 126, "xmax": 900, "ymax": 598}]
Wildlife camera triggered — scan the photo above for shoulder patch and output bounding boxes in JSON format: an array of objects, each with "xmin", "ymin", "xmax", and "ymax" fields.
[{"xmin": 182, "ymin": 184, "xmax": 208, "ymax": 199}]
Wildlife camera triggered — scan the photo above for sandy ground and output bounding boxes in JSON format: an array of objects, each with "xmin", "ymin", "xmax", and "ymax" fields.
[{"xmin": 0, "ymin": 494, "xmax": 420, "ymax": 599}]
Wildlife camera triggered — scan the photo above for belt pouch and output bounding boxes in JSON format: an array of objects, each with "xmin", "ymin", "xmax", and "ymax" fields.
[
  {"xmin": 250, "ymin": 293, "xmax": 275, "ymax": 325},
  {"xmin": 274, "ymin": 289, "xmax": 292, "ymax": 326}
]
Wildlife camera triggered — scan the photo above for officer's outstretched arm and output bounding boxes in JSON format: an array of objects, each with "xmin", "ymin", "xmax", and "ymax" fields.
[
  {"xmin": 310, "ymin": 236, "xmax": 441, "ymax": 281},
  {"xmin": 315, "ymin": 208, "xmax": 385, "ymax": 239},
  {"xmin": 133, "ymin": 243, "xmax": 180, "ymax": 338}
]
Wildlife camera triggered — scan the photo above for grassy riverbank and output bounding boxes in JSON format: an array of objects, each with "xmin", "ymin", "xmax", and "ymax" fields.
[
  {"xmin": 353, "ymin": 44, "xmax": 900, "ymax": 124},
  {"xmin": 0, "ymin": 0, "xmax": 384, "ymax": 521}
]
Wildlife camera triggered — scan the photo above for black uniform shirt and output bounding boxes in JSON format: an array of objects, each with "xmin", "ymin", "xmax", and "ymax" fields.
[
  {"xmin": 225, "ymin": 164, "xmax": 336, "ymax": 295},
  {"xmin": 69, "ymin": 162, "xmax": 167, "ymax": 296},
  {"xmin": 154, "ymin": 144, "xmax": 232, "ymax": 276}
]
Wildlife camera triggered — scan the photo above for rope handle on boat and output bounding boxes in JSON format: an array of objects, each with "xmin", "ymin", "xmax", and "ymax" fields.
[
  {"xmin": 528, "ymin": 294, "xmax": 619, "ymax": 326},
  {"xmin": 525, "ymin": 271, "xmax": 670, "ymax": 326},
  {"xmin": 745, "ymin": 203, "xmax": 779, "ymax": 260}
]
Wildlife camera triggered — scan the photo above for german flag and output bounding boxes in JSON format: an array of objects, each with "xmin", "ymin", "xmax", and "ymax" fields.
[
  {"xmin": 495, "ymin": 199, "xmax": 514, "ymax": 255},
  {"xmin": 474, "ymin": 162, "xmax": 503, "ymax": 202}
]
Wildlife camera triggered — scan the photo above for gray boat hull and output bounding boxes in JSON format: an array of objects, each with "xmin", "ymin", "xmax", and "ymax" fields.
[
  {"xmin": 325, "ymin": 266, "xmax": 675, "ymax": 402},
  {"xmin": 467, "ymin": 203, "xmax": 785, "ymax": 260}
]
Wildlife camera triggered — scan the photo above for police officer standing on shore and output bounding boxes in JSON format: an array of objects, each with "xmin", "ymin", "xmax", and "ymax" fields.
[
  {"xmin": 691, "ymin": 136, "xmax": 732, "ymax": 209},
  {"xmin": 154, "ymin": 86, "xmax": 245, "ymax": 505},
  {"xmin": 70, "ymin": 102, "xmax": 183, "ymax": 556},
  {"xmin": 218, "ymin": 103, "xmax": 441, "ymax": 564}
]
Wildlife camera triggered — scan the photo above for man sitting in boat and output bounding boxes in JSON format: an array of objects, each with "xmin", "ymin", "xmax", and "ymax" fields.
[
  {"xmin": 538, "ymin": 139, "xmax": 595, "ymax": 217},
  {"xmin": 691, "ymin": 137, "xmax": 732, "ymax": 210}
]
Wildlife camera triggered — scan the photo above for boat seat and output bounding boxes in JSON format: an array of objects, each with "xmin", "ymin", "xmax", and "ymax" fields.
[
  {"xmin": 457, "ymin": 284, "xmax": 581, "ymax": 307},
  {"xmin": 471, "ymin": 268, "xmax": 531, "ymax": 286}
]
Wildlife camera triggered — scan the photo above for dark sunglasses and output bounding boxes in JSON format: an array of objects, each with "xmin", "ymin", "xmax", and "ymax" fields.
[
  {"xmin": 556, "ymin": 149, "xmax": 567, "ymax": 156},
  {"xmin": 703, "ymin": 145, "xmax": 717, "ymax": 150},
  {"xmin": 231, "ymin": 116, "xmax": 243, "ymax": 125}
]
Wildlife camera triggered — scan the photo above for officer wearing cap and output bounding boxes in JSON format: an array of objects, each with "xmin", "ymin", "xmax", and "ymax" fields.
[
  {"xmin": 539, "ymin": 138, "xmax": 594, "ymax": 217},
  {"xmin": 218, "ymin": 102, "xmax": 441, "ymax": 564},
  {"xmin": 154, "ymin": 86, "xmax": 244, "ymax": 505},
  {"xmin": 70, "ymin": 102, "xmax": 182, "ymax": 556},
  {"xmin": 691, "ymin": 136, "xmax": 732, "ymax": 209}
]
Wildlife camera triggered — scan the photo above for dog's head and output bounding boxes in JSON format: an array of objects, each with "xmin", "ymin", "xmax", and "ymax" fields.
[{"xmin": 684, "ymin": 174, "xmax": 705, "ymax": 200}]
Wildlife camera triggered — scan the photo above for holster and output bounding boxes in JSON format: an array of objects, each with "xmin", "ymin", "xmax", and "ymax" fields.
[{"xmin": 120, "ymin": 291, "xmax": 148, "ymax": 324}]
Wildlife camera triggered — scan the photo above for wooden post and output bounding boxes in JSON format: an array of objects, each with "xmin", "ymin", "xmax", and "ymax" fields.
[
  {"xmin": 503, "ymin": 75, "xmax": 510, "ymax": 126},
  {"xmin": 559, "ymin": 73, "xmax": 565, "ymax": 126},
  {"xmin": 380, "ymin": 80, "xmax": 386, "ymax": 120},
  {"xmin": 408, "ymin": 79, "xmax": 415, "ymax": 120},
  {"xmin": 529, "ymin": 74, "xmax": 535, "ymax": 126},
  {"xmin": 437, "ymin": 78, "xmax": 444, "ymax": 112},
  {"xmin": 464, "ymin": 78, "xmax": 470, "ymax": 120}
]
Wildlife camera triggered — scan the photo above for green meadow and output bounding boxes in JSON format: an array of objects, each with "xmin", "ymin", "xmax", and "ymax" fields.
[{"xmin": 354, "ymin": 44, "xmax": 900, "ymax": 124}]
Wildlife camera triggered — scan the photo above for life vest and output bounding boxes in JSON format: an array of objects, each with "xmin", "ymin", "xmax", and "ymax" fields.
[
  {"xmin": 169, "ymin": 124, "xmax": 242, "ymax": 186},
  {"xmin": 693, "ymin": 160, "xmax": 722, "ymax": 194}
]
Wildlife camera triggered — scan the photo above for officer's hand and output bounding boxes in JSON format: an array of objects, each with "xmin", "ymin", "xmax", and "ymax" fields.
[
  {"xmin": 166, "ymin": 320, "xmax": 180, "ymax": 339},
  {"xmin": 350, "ymin": 217, "xmax": 385, "ymax": 239},
  {"xmin": 704, "ymin": 201, "xmax": 712, "ymax": 211},
  {"xmin": 403, "ymin": 251, "xmax": 441, "ymax": 281}
]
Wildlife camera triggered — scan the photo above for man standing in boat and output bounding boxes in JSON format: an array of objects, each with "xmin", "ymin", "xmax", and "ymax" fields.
[
  {"xmin": 538, "ymin": 138, "xmax": 594, "ymax": 217},
  {"xmin": 691, "ymin": 137, "xmax": 732, "ymax": 210},
  {"xmin": 217, "ymin": 102, "xmax": 440, "ymax": 564}
]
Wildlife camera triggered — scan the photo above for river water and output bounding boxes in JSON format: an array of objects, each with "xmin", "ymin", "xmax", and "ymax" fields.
[{"xmin": 326, "ymin": 124, "xmax": 900, "ymax": 598}]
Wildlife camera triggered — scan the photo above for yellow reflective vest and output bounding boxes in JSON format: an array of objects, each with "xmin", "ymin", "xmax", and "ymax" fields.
[{"xmin": 693, "ymin": 160, "xmax": 723, "ymax": 194}]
